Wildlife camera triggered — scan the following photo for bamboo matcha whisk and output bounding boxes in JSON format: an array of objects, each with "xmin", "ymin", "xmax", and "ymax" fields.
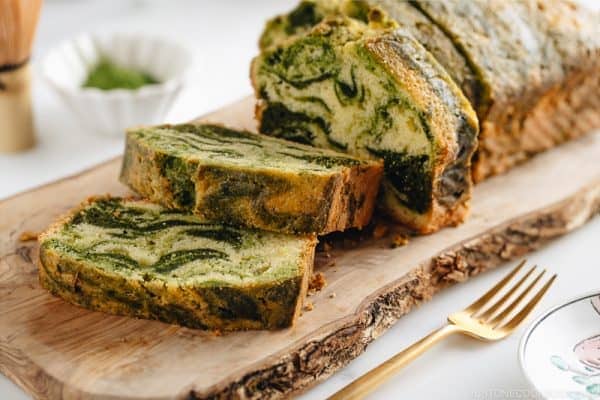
[{"xmin": 0, "ymin": 0, "xmax": 43, "ymax": 153}]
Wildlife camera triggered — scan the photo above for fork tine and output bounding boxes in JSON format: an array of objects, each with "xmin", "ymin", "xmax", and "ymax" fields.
[
  {"xmin": 500, "ymin": 274, "xmax": 557, "ymax": 331},
  {"xmin": 488, "ymin": 269, "xmax": 546, "ymax": 327},
  {"xmin": 464, "ymin": 260, "xmax": 526, "ymax": 314},
  {"xmin": 476, "ymin": 265, "xmax": 537, "ymax": 320}
]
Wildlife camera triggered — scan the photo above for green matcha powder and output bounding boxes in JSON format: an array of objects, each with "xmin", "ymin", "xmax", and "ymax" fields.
[{"xmin": 83, "ymin": 59, "xmax": 158, "ymax": 90}]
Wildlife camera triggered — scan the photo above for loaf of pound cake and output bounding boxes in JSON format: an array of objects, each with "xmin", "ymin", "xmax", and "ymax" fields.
[
  {"xmin": 411, "ymin": 0, "xmax": 600, "ymax": 181},
  {"xmin": 252, "ymin": 15, "xmax": 479, "ymax": 233},
  {"xmin": 38, "ymin": 197, "xmax": 317, "ymax": 331},
  {"xmin": 120, "ymin": 123, "xmax": 383, "ymax": 234},
  {"xmin": 256, "ymin": 0, "xmax": 600, "ymax": 183}
]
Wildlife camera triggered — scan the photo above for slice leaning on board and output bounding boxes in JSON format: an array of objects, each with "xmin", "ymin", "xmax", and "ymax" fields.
[
  {"xmin": 254, "ymin": 0, "xmax": 600, "ymax": 225},
  {"xmin": 252, "ymin": 16, "xmax": 479, "ymax": 233}
]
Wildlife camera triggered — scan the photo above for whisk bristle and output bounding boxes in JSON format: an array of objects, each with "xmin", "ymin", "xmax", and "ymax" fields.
[{"xmin": 0, "ymin": 0, "xmax": 43, "ymax": 68}]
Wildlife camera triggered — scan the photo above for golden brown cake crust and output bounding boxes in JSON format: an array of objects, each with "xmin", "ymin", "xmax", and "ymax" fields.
[
  {"xmin": 412, "ymin": 0, "xmax": 600, "ymax": 181},
  {"xmin": 473, "ymin": 69, "xmax": 600, "ymax": 182}
]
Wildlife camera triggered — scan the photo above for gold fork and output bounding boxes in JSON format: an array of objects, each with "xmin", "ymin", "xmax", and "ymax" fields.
[{"xmin": 329, "ymin": 260, "xmax": 556, "ymax": 400}]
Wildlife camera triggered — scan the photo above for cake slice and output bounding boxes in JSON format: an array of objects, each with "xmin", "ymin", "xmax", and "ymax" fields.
[
  {"xmin": 252, "ymin": 16, "xmax": 478, "ymax": 233},
  {"xmin": 120, "ymin": 123, "xmax": 383, "ymax": 235},
  {"xmin": 38, "ymin": 197, "xmax": 317, "ymax": 331}
]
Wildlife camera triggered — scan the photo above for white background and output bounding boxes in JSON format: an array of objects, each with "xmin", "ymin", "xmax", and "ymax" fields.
[{"xmin": 1, "ymin": 1, "xmax": 599, "ymax": 399}]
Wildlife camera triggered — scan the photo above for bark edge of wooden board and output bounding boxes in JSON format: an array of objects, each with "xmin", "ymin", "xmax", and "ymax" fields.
[
  {"xmin": 1, "ymin": 179, "xmax": 598, "ymax": 400},
  {"xmin": 0, "ymin": 97, "xmax": 599, "ymax": 400},
  {"xmin": 201, "ymin": 187, "xmax": 600, "ymax": 400}
]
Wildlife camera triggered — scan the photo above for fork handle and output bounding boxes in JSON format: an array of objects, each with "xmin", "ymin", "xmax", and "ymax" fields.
[{"xmin": 328, "ymin": 324, "xmax": 459, "ymax": 400}]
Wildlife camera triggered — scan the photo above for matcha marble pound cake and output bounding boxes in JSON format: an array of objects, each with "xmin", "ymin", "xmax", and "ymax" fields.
[
  {"xmin": 258, "ymin": 0, "xmax": 600, "ymax": 184},
  {"xmin": 411, "ymin": 0, "xmax": 600, "ymax": 181},
  {"xmin": 38, "ymin": 197, "xmax": 317, "ymax": 331},
  {"xmin": 121, "ymin": 123, "xmax": 383, "ymax": 234},
  {"xmin": 252, "ymin": 17, "xmax": 479, "ymax": 233}
]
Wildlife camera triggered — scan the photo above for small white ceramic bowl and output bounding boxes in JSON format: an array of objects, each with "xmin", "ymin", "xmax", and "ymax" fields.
[
  {"xmin": 42, "ymin": 32, "xmax": 192, "ymax": 137},
  {"xmin": 519, "ymin": 291, "xmax": 600, "ymax": 400}
]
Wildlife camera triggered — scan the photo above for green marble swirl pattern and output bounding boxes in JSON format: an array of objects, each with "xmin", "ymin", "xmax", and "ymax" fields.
[
  {"xmin": 43, "ymin": 198, "xmax": 311, "ymax": 283},
  {"xmin": 253, "ymin": 14, "xmax": 477, "ymax": 231},
  {"xmin": 121, "ymin": 123, "xmax": 382, "ymax": 234},
  {"xmin": 39, "ymin": 198, "xmax": 316, "ymax": 330},
  {"xmin": 128, "ymin": 123, "xmax": 366, "ymax": 174}
]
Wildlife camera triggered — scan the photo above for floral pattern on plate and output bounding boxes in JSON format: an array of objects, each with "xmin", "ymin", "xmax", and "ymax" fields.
[
  {"xmin": 520, "ymin": 293, "xmax": 600, "ymax": 399},
  {"xmin": 549, "ymin": 297, "xmax": 600, "ymax": 399}
]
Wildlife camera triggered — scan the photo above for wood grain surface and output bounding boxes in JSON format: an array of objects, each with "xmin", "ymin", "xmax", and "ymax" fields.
[{"xmin": 1, "ymin": 97, "xmax": 599, "ymax": 400}]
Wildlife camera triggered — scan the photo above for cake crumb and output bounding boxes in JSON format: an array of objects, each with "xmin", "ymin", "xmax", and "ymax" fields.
[
  {"xmin": 372, "ymin": 223, "xmax": 389, "ymax": 239},
  {"xmin": 313, "ymin": 248, "xmax": 336, "ymax": 269},
  {"xmin": 19, "ymin": 231, "xmax": 39, "ymax": 242},
  {"xmin": 391, "ymin": 234, "xmax": 409, "ymax": 248},
  {"xmin": 304, "ymin": 302, "xmax": 314, "ymax": 312},
  {"xmin": 213, "ymin": 329, "xmax": 223, "ymax": 337},
  {"xmin": 309, "ymin": 272, "xmax": 327, "ymax": 292},
  {"xmin": 329, "ymin": 292, "xmax": 336, "ymax": 299}
]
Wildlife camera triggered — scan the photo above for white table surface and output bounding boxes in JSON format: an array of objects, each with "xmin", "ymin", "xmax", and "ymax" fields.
[{"xmin": 1, "ymin": 1, "xmax": 598, "ymax": 399}]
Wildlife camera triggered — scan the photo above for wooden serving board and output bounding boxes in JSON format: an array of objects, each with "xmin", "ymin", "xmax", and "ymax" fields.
[{"xmin": 1, "ymin": 97, "xmax": 599, "ymax": 400}]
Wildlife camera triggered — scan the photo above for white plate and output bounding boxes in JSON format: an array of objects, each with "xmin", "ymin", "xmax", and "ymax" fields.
[
  {"xmin": 519, "ymin": 291, "xmax": 600, "ymax": 400},
  {"xmin": 42, "ymin": 32, "xmax": 193, "ymax": 137}
]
